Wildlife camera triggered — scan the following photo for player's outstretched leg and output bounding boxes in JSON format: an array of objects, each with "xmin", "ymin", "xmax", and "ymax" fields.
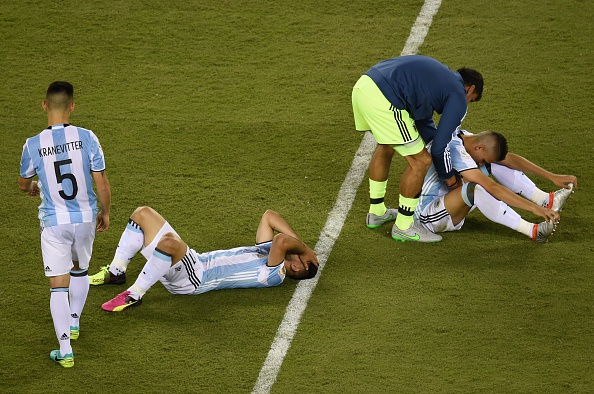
[{"xmin": 469, "ymin": 182, "xmax": 558, "ymax": 243}]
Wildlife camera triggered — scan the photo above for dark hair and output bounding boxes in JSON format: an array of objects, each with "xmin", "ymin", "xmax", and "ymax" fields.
[
  {"xmin": 457, "ymin": 67, "xmax": 483, "ymax": 101},
  {"xmin": 45, "ymin": 81, "xmax": 74, "ymax": 111},
  {"xmin": 493, "ymin": 131, "xmax": 508, "ymax": 161},
  {"xmin": 288, "ymin": 263, "xmax": 318, "ymax": 280},
  {"xmin": 301, "ymin": 264, "xmax": 318, "ymax": 280},
  {"xmin": 46, "ymin": 81, "xmax": 74, "ymax": 99}
]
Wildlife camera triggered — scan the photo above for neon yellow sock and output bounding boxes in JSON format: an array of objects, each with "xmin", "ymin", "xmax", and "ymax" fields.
[
  {"xmin": 369, "ymin": 179, "xmax": 387, "ymax": 216},
  {"xmin": 395, "ymin": 195, "xmax": 419, "ymax": 230}
]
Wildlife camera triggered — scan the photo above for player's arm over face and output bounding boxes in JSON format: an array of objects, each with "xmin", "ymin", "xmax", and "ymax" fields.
[
  {"xmin": 255, "ymin": 209, "xmax": 299, "ymax": 244},
  {"xmin": 268, "ymin": 233, "xmax": 318, "ymax": 269},
  {"xmin": 255, "ymin": 209, "xmax": 318, "ymax": 269}
]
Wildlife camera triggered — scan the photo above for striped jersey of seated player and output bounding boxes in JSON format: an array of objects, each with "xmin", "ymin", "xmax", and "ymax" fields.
[
  {"xmin": 413, "ymin": 129, "xmax": 576, "ymax": 243},
  {"xmin": 90, "ymin": 207, "xmax": 319, "ymax": 312}
]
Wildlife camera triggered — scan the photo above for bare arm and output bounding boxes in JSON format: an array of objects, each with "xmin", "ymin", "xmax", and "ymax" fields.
[
  {"xmin": 18, "ymin": 176, "xmax": 40, "ymax": 196},
  {"xmin": 461, "ymin": 169, "xmax": 559, "ymax": 223},
  {"xmin": 497, "ymin": 153, "xmax": 578, "ymax": 189},
  {"xmin": 255, "ymin": 209, "xmax": 299, "ymax": 244},
  {"xmin": 268, "ymin": 233, "xmax": 318, "ymax": 269},
  {"xmin": 92, "ymin": 170, "xmax": 111, "ymax": 232},
  {"xmin": 255, "ymin": 210, "xmax": 318, "ymax": 269}
]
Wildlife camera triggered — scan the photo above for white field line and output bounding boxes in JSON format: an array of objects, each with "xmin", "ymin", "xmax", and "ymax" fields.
[{"xmin": 252, "ymin": 2, "xmax": 442, "ymax": 392}]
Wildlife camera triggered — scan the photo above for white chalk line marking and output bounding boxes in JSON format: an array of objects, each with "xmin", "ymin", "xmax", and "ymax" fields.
[{"xmin": 252, "ymin": 2, "xmax": 442, "ymax": 392}]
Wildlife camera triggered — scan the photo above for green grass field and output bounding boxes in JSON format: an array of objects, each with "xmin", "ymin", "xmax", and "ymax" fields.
[{"xmin": 1, "ymin": 0, "xmax": 592, "ymax": 393}]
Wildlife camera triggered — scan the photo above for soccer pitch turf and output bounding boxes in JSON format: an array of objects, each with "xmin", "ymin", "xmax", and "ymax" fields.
[{"xmin": 1, "ymin": 0, "xmax": 592, "ymax": 392}]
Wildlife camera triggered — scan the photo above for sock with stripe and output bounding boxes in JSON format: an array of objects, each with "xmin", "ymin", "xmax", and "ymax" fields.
[
  {"xmin": 490, "ymin": 163, "xmax": 549, "ymax": 206},
  {"xmin": 129, "ymin": 248, "xmax": 172, "ymax": 299},
  {"xmin": 50, "ymin": 288, "xmax": 72, "ymax": 356},
  {"xmin": 110, "ymin": 219, "xmax": 145, "ymax": 275},
  {"xmin": 395, "ymin": 194, "xmax": 419, "ymax": 230},
  {"xmin": 69, "ymin": 270, "xmax": 89, "ymax": 328},
  {"xmin": 369, "ymin": 179, "xmax": 388, "ymax": 216}
]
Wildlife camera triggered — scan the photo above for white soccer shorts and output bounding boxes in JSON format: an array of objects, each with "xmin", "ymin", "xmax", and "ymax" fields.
[
  {"xmin": 417, "ymin": 195, "xmax": 470, "ymax": 233},
  {"xmin": 140, "ymin": 221, "xmax": 179, "ymax": 260},
  {"xmin": 41, "ymin": 222, "xmax": 95, "ymax": 276}
]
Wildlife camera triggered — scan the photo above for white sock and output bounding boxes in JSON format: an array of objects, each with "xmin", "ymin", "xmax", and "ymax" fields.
[
  {"xmin": 50, "ymin": 289, "xmax": 72, "ymax": 355},
  {"xmin": 532, "ymin": 189, "xmax": 551, "ymax": 208},
  {"xmin": 109, "ymin": 257, "xmax": 129, "ymax": 276},
  {"xmin": 128, "ymin": 248, "xmax": 172, "ymax": 299},
  {"xmin": 111, "ymin": 219, "xmax": 145, "ymax": 274},
  {"xmin": 490, "ymin": 164, "xmax": 550, "ymax": 207},
  {"xmin": 474, "ymin": 184, "xmax": 529, "ymax": 233},
  {"xmin": 69, "ymin": 271, "xmax": 89, "ymax": 328},
  {"xmin": 516, "ymin": 220, "xmax": 535, "ymax": 238}
]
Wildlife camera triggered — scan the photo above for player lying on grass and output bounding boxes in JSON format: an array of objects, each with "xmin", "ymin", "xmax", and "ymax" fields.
[
  {"xmin": 90, "ymin": 207, "xmax": 319, "ymax": 312},
  {"xmin": 413, "ymin": 130, "xmax": 576, "ymax": 242}
]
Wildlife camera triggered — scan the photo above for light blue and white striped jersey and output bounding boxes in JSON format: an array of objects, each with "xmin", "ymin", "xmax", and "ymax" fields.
[
  {"xmin": 20, "ymin": 124, "xmax": 105, "ymax": 227},
  {"xmin": 415, "ymin": 129, "xmax": 477, "ymax": 218},
  {"xmin": 160, "ymin": 241, "xmax": 286, "ymax": 295}
]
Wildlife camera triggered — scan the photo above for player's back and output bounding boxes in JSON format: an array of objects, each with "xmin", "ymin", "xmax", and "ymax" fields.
[
  {"xmin": 366, "ymin": 55, "xmax": 463, "ymax": 118},
  {"xmin": 20, "ymin": 123, "xmax": 105, "ymax": 227}
]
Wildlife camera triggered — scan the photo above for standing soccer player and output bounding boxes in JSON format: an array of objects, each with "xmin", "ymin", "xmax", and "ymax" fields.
[
  {"xmin": 352, "ymin": 55, "xmax": 483, "ymax": 242},
  {"xmin": 18, "ymin": 81, "xmax": 111, "ymax": 368}
]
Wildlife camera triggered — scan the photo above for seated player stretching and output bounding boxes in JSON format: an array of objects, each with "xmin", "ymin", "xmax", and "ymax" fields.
[
  {"xmin": 414, "ymin": 130, "xmax": 576, "ymax": 242},
  {"xmin": 91, "ymin": 208, "xmax": 319, "ymax": 311}
]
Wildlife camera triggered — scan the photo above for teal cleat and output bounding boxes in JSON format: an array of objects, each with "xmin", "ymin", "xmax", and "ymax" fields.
[
  {"xmin": 70, "ymin": 326, "xmax": 79, "ymax": 340},
  {"xmin": 50, "ymin": 350, "xmax": 74, "ymax": 368}
]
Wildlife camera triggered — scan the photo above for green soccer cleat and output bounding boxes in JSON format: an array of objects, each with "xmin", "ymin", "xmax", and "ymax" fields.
[
  {"xmin": 70, "ymin": 326, "xmax": 79, "ymax": 340},
  {"xmin": 50, "ymin": 350, "xmax": 74, "ymax": 368},
  {"xmin": 89, "ymin": 265, "xmax": 126, "ymax": 286}
]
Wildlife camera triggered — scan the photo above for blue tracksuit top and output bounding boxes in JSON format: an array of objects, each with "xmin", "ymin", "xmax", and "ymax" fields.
[{"xmin": 365, "ymin": 55, "xmax": 469, "ymax": 180}]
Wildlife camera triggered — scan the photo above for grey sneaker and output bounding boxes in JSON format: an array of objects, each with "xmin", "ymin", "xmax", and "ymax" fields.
[
  {"xmin": 531, "ymin": 220, "xmax": 556, "ymax": 243},
  {"xmin": 550, "ymin": 183, "xmax": 574, "ymax": 212},
  {"xmin": 367, "ymin": 207, "xmax": 398, "ymax": 229},
  {"xmin": 391, "ymin": 221, "xmax": 442, "ymax": 243}
]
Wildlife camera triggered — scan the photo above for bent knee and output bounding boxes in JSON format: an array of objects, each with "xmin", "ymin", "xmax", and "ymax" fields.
[
  {"xmin": 462, "ymin": 182, "xmax": 479, "ymax": 207},
  {"xmin": 131, "ymin": 206, "xmax": 167, "ymax": 227},
  {"xmin": 131, "ymin": 206, "xmax": 155, "ymax": 220},
  {"xmin": 156, "ymin": 232, "xmax": 184, "ymax": 254}
]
